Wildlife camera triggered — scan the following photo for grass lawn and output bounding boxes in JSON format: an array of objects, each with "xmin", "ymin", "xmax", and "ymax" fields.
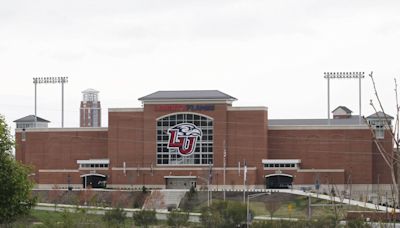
[
  {"xmin": 181, "ymin": 191, "xmax": 373, "ymax": 220},
  {"xmin": 10, "ymin": 209, "xmax": 134, "ymax": 227},
  {"xmin": 244, "ymin": 194, "xmax": 373, "ymax": 220}
]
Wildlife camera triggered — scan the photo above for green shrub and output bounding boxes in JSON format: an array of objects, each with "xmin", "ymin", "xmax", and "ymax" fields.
[
  {"xmin": 133, "ymin": 210, "xmax": 157, "ymax": 228},
  {"xmin": 103, "ymin": 207, "xmax": 127, "ymax": 227},
  {"xmin": 200, "ymin": 201, "xmax": 247, "ymax": 228},
  {"xmin": 347, "ymin": 219, "xmax": 371, "ymax": 228},
  {"xmin": 167, "ymin": 209, "xmax": 189, "ymax": 228},
  {"xmin": 60, "ymin": 209, "xmax": 77, "ymax": 228}
]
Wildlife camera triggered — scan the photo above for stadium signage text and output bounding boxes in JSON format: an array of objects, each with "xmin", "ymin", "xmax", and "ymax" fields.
[{"xmin": 154, "ymin": 104, "xmax": 215, "ymax": 112}]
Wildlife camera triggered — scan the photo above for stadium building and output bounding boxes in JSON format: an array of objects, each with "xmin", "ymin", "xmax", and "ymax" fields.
[{"xmin": 15, "ymin": 90, "xmax": 394, "ymax": 198}]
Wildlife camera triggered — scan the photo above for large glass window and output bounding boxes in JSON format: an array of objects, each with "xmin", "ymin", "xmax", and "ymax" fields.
[{"xmin": 157, "ymin": 113, "xmax": 213, "ymax": 165}]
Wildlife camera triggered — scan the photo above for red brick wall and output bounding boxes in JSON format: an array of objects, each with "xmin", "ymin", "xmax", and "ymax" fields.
[
  {"xmin": 372, "ymin": 130, "xmax": 394, "ymax": 184},
  {"xmin": 108, "ymin": 111, "xmax": 144, "ymax": 167},
  {"xmin": 15, "ymin": 130, "xmax": 108, "ymax": 185},
  {"xmin": 16, "ymin": 105, "xmax": 393, "ymax": 187},
  {"xmin": 227, "ymin": 109, "xmax": 268, "ymax": 185},
  {"xmin": 107, "ymin": 105, "xmax": 269, "ymax": 186},
  {"xmin": 16, "ymin": 131, "xmax": 107, "ymax": 170},
  {"xmin": 268, "ymin": 128, "xmax": 391, "ymax": 184}
]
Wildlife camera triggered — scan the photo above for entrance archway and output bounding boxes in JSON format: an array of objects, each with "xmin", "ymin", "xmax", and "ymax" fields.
[
  {"xmin": 81, "ymin": 173, "xmax": 107, "ymax": 188},
  {"xmin": 265, "ymin": 174, "xmax": 293, "ymax": 189}
]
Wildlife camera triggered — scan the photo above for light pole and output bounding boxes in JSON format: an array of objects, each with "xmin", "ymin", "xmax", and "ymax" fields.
[
  {"xmin": 197, "ymin": 175, "xmax": 211, "ymax": 207},
  {"xmin": 33, "ymin": 77, "xmax": 68, "ymax": 127},
  {"xmin": 247, "ymin": 192, "xmax": 271, "ymax": 228},
  {"xmin": 323, "ymin": 72, "xmax": 364, "ymax": 125}
]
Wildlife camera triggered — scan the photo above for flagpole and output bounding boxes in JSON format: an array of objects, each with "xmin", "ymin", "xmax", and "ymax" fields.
[
  {"xmin": 223, "ymin": 141, "xmax": 226, "ymax": 201},
  {"xmin": 208, "ymin": 163, "xmax": 212, "ymax": 206},
  {"xmin": 243, "ymin": 160, "xmax": 247, "ymax": 203}
]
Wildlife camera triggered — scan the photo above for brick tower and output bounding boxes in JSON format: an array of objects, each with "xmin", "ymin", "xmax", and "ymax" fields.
[{"xmin": 80, "ymin": 88, "xmax": 101, "ymax": 127}]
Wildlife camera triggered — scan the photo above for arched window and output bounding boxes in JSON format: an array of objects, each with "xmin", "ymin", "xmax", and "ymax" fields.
[{"xmin": 156, "ymin": 113, "xmax": 213, "ymax": 165}]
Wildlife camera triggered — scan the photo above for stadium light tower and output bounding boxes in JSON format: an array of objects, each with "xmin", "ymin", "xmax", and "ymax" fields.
[
  {"xmin": 33, "ymin": 77, "xmax": 68, "ymax": 128},
  {"xmin": 324, "ymin": 72, "xmax": 365, "ymax": 125}
]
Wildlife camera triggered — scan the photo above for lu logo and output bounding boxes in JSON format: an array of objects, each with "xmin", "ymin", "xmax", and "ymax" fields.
[{"xmin": 167, "ymin": 123, "xmax": 202, "ymax": 156}]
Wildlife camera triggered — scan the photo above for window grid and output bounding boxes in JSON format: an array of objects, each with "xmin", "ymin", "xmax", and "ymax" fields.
[
  {"xmin": 80, "ymin": 163, "xmax": 109, "ymax": 168},
  {"xmin": 157, "ymin": 113, "xmax": 213, "ymax": 165},
  {"xmin": 264, "ymin": 163, "xmax": 296, "ymax": 168}
]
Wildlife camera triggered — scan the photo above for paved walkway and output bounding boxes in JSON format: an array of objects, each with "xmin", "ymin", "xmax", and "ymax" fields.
[
  {"xmin": 276, "ymin": 189, "xmax": 399, "ymax": 213},
  {"xmin": 214, "ymin": 188, "xmax": 399, "ymax": 212}
]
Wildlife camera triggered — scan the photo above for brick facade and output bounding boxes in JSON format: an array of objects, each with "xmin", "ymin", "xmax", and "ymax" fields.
[{"xmin": 15, "ymin": 93, "xmax": 393, "ymax": 191}]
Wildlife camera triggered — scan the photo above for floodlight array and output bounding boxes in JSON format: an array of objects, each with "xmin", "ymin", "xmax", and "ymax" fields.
[
  {"xmin": 33, "ymin": 77, "xmax": 68, "ymax": 84},
  {"xmin": 324, "ymin": 72, "xmax": 365, "ymax": 79}
]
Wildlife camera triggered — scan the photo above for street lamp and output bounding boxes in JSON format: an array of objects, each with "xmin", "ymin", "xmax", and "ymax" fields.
[{"xmin": 247, "ymin": 192, "xmax": 271, "ymax": 228}]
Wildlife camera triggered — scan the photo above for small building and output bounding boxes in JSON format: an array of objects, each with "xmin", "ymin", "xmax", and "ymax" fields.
[
  {"xmin": 332, "ymin": 106, "xmax": 353, "ymax": 119},
  {"xmin": 14, "ymin": 115, "xmax": 50, "ymax": 129},
  {"xmin": 366, "ymin": 111, "xmax": 394, "ymax": 139}
]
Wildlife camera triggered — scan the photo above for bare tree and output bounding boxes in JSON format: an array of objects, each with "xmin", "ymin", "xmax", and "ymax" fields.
[
  {"xmin": 264, "ymin": 194, "xmax": 283, "ymax": 220},
  {"xmin": 367, "ymin": 72, "xmax": 400, "ymax": 209}
]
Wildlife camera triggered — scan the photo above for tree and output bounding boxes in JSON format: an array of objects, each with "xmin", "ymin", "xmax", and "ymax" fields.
[
  {"xmin": 133, "ymin": 210, "xmax": 157, "ymax": 228},
  {"xmin": 200, "ymin": 205, "xmax": 224, "ymax": 228},
  {"xmin": 167, "ymin": 209, "xmax": 189, "ymax": 228},
  {"xmin": 188, "ymin": 185, "xmax": 197, "ymax": 200},
  {"xmin": 264, "ymin": 198, "xmax": 282, "ymax": 220},
  {"xmin": 368, "ymin": 73, "xmax": 400, "ymax": 207},
  {"xmin": 225, "ymin": 201, "xmax": 247, "ymax": 226},
  {"xmin": 0, "ymin": 114, "xmax": 36, "ymax": 224}
]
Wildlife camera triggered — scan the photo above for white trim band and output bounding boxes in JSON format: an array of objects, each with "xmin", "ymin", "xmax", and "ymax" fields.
[
  {"xmin": 297, "ymin": 169, "xmax": 345, "ymax": 173},
  {"xmin": 80, "ymin": 173, "xmax": 106, "ymax": 178},
  {"xmin": 77, "ymin": 159, "xmax": 110, "ymax": 165},
  {"xmin": 16, "ymin": 128, "xmax": 108, "ymax": 133},
  {"xmin": 262, "ymin": 159, "xmax": 301, "ymax": 164},
  {"xmin": 38, "ymin": 169, "xmax": 79, "ymax": 173},
  {"xmin": 112, "ymin": 166, "xmax": 257, "ymax": 171},
  {"xmin": 265, "ymin": 174, "xmax": 293, "ymax": 178},
  {"xmin": 108, "ymin": 108, "xmax": 143, "ymax": 112},
  {"xmin": 164, "ymin": 176, "xmax": 197, "ymax": 179},
  {"xmin": 269, "ymin": 125, "xmax": 369, "ymax": 130},
  {"xmin": 228, "ymin": 106, "xmax": 268, "ymax": 111}
]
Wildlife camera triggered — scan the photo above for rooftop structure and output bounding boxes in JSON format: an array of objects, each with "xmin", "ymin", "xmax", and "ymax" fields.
[
  {"xmin": 139, "ymin": 90, "xmax": 237, "ymax": 103},
  {"xmin": 14, "ymin": 115, "xmax": 50, "ymax": 129}
]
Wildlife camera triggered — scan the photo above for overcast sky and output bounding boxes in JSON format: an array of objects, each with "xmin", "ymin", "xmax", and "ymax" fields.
[{"xmin": 1, "ymin": 0, "xmax": 400, "ymax": 130}]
